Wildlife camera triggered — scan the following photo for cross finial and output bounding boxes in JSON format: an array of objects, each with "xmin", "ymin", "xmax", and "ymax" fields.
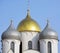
[
  {"xmin": 27, "ymin": 0, "xmax": 30, "ymax": 15},
  {"xmin": 9, "ymin": 19, "xmax": 15, "ymax": 29},
  {"xmin": 47, "ymin": 19, "xmax": 49, "ymax": 24},
  {"xmin": 10, "ymin": 19, "xmax": 13, "ymax": 25},
  {"xmin": 27, "ymin": 0, "xmax": 30, "ymax": 10},
  {"xmin": 46, "ymin": 19, "xmax": 50, "ymax": 27}
]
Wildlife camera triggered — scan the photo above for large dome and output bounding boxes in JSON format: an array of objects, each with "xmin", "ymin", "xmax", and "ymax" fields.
[{"xmin": 17, "ymin": 11, "xmax": 41, "ymax": 32}]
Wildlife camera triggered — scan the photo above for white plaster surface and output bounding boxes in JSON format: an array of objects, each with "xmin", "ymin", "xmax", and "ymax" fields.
[
  {"xmin": 2, "ymin": 39, "xmax": 20, "ymax": 53},
  {"xmin": 39, "ymin": 39, "xmax": 58, "ymax": 53},
  {"xmin": 21, "ymin": 32, "xmax": 39, "ymax": 52},
  {"xmin": 23, "ymin": 50, "xmax": 40, "ymax": 53}
]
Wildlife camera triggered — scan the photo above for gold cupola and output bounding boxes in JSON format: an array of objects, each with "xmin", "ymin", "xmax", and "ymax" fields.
[{"xmin": 17, "ymin": 10, "xmax": 41, "ymax": 32}]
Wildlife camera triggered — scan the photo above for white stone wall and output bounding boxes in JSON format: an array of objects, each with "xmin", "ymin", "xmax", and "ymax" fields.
[
  {"xmin": 2, "ymin": 39, "xmax": 20, "ymax": 53},
  {"xmin": 23, "ymin": 50, "xmax": 40, "ymax": 53},
  {"xmin": 39, "ymin": 39, "xmax": 58, "ymax": 53},
  {"xmin": 21, "ymin": 32, "xmax": 39, "ymax": 52}
]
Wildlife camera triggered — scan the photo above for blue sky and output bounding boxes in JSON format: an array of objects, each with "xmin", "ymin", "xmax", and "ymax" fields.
[{"xmin": 0, "ymin": 0, "xmax": 60, "ymax": 53}]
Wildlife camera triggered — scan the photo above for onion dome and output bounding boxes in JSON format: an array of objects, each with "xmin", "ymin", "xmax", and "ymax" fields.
[
  {"xmin": 2, "ymin": 20, "xmax": 20, "ymax": 40},
  {"xmin": 40, "ymin": 20, "xmax": 58, "ymax": 40},
  {"xmin": 17, "ymin": 10, "xmax": 41, "ymax": 32}
]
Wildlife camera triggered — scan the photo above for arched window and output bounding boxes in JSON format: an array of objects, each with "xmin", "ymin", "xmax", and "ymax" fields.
[
  {"xmin": 11, "ymin": 42, "xmax": 14, "ymax": 53},
  {"xmin": 48, "ymin": 42, "xmax": 52, "ymax": 53},
  {"xmin": 20, "ymin": 42, "xmax": 22, "ymax": 53},
  {"xmin": 38, "ymin": 41, "xmax": 40, "ymax": 51},
  {"xmin": 28, "ymin": 41, "xmax": 32, "ymax": 49}
]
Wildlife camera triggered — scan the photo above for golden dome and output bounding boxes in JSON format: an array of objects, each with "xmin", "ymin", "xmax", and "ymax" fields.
[{"xmin": 17, "ymin": 10, "xmax": 41, "ymax": 32}]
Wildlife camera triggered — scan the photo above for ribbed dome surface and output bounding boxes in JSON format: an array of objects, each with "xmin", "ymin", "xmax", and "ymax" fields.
[
  {"xmin": 17, "ymin": 11, "xmax": 41, "ymax": 32},
  {"xmin": 2, "ymin": 20, "xmax": 20, "ymax": 40}
]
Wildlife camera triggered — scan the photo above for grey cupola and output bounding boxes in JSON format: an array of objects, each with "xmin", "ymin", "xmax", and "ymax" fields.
[
  {"xmin": 2, "ymin": 20, "xmax": 20, "ymax": 40},
  {"xmin": 40, "ymin": 20, "xmax": 58, "ymax": 40}
]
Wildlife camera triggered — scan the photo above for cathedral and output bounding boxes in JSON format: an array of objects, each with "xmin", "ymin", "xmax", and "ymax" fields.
[{"xmin": 1, "ymin": 3, "xmax": 58, "ymax": 53}]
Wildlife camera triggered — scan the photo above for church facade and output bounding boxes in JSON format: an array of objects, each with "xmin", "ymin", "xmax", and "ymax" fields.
[{"xmin": 1, "ymin": 9, "xmax": 58, "ymax": 53}]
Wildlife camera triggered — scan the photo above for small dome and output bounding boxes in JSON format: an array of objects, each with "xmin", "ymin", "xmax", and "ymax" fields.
[
  {"xmin": 2, "ymin": 20, "xmax": 20, "ymax": 40},
  {"xmin": 17, "ymin": 10, "xmax": 41, "ymax": 32},
  {"xmin": 40, "ymin": 20, "xmax": 58, "ymax": 40}
]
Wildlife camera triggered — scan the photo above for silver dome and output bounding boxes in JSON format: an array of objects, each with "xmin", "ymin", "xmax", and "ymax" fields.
[
  {"xmin": 40, "ymin": 20, "xmax": 58, "ymax": 40},
  {"xmin": 2, "ymin": 20, "xmax": 20, "ymax": 40}
]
